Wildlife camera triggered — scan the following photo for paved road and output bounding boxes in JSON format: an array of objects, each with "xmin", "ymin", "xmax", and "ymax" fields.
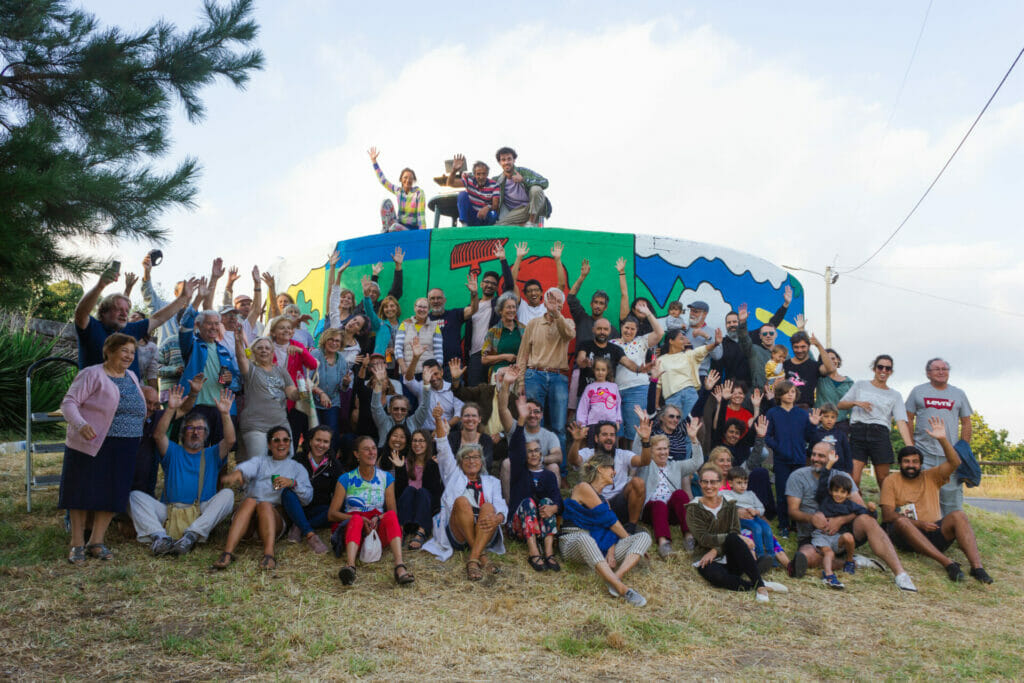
[{"xmin": 965, "ymin": 497, "xmax": 1024, "ymax": 519}]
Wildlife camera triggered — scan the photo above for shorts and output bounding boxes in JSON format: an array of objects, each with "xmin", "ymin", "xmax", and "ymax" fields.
[
  {"xmin": 888, "ymin": 517, "xmax": 954, "ymax": 553},
  {"xmin": 811, "ymin": 529, "xmax": 848, "ymax": 553},
  {"xmin": 446, "ymin": 516, "xmax": 499, "ymax": 551},
  {"xmin": 849, "ymin": 422, "xmax": 894, "ymax": 466},
  {"xmin": 799, "ymin": 530, "xmax": 868, "ymax": 550}
]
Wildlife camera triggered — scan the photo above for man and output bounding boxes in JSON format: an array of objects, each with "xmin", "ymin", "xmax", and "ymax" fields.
[
  {"xmin": 446, "ymin": 153, "xmax": 499, "ymax": 226},
  {"xmin": 715, "ymin": 290, "xmax": 789, "ymax": 383},
  {"xmin": 221, "ymin": 264, "xmax": 264, "ymax": 345},
  {"xmin": 178, "ymin": 309, "xmax": 241, "ymax": 445},
  {"xmin": 129, "ymin": 387, "xmax": 237, "ymax": 556},
  {"xmin": 881, "ymin": 418, "xmax": 992, "ymax": 584},
  {"xmin": 493, "ymin": 146, "xmax": 550, "ymax": 227},
  {"xmin": 684, "ymin": 301, "xmax": 723, "ymax": 379},
  {"xmin": 905, "ymin": 358, "xmax": 973, "ymax": 515},
  {"xmin": 735, "ymin": 285, "xmax": 793, "ymax": 389},
  {"xmin": 786, "ymin": 439, "xmax": 918, "ymax": 591},
  {"xmin": 369, "ymin": 364, "xmax": 433, "ymax": 448},
  {"xmin": 427, "ymin": 272, "xmax": 479, "ymax": 379},
  {"xmin": 568, "ymin": 421, "xmax": 647, "ymax": 533},
  {"xmin": 403, "ymin": 359, "xmax": 463, "ymax": 431},
  {"xmin": 74, "ymin": 270, "xmax": 198, "ymax": 377},
  {"xmin": 576, "ymin": 318, "xmax": 641, "ymax": 398},
  {"xmin": 499, "ymin": 395, "xmax": 562, "ymax": 500},
  {"xmin": 394, "ymin": 297, "xmax": 443, "ymax": 378},
  {"xmin": 465, "ymin": 244, "xmax": 515, "ymax": 386},
  {"xmin": 783, "ymin": 331, "xmax": 834, "ymax": 409},
  {"xmin": 516, "ymin": 287, "xmax": 576, "ymax": 459}
]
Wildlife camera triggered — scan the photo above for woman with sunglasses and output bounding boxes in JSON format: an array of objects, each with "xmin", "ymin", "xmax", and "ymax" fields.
[
  {"xmin": 686, "ymin": 463, "xmax": 787, "ymax": 602},
  {"xmin": 838, "ymin": 354, "xmax": 913, "ymax": 489},
  {"xmin": 214, "ymin": 426, "xmax": 313, "ymax": 570}
]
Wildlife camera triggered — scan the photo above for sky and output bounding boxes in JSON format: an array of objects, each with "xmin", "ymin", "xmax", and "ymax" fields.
[{"xmin": 78, "ymin": 1, "xmax": 1024, "ymax": 437}]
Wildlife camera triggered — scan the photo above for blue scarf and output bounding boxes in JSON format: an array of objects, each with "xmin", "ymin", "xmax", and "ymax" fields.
[{"xmin": 563, "ymin": 498, "xmax": 620, "ymax": 553}]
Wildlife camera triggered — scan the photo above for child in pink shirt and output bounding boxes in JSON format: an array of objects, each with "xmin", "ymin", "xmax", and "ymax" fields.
[{"xmin": 576, "ymin": 358, "xmax": 622, "ymax": 443}]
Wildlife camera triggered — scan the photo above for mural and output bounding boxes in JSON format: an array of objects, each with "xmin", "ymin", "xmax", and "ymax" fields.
[{"xmin": 281, "ymin": 227, "xmax": 803, "ymax": 346}]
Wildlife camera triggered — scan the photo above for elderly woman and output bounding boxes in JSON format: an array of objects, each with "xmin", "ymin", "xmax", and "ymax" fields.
[
  {"xmin": 612, "ymin": 299, "xmax": 663, "ymax": 446},
  {"xmin": 282, "ymin": 303, "xmax": 315, "ymax": 348},
  {"xmin": 395, "ymin": 297, "xmax": 441, "ymax": 377},
  {"xmin": 481, "ymin": 292, "xmax": 524, "ymax": 380},
  {"xmin": 637, "ymin": 416, "xmax": 704, "ymax": 557},
  {"xmin": 389, "ymin": 428, "xmax": 442, "ymax": 551},
  {"xmin": 310, "ymin": 327, "xmax": 351, "ymax": 439},
  {"xmin": 60, "ymin": 333, "xmax": 146, "ymax": 564},
  {"xmin": 686, "ymin": 463, "xmax": 787, "ymax": 602},
  {"xmin": 283, "ymin": 425, "xmax": 343, "ymax": 554},
  {"xmin": 560, "ymin": 453, "xmax": 652, "ymax": 606},
  {"xmin": 267, "ymin": 315, "xmax": 318, "ymax": 446},
  {"xmin": 422, "ymin": 406, "xmax": 508, "ymax": 581},
  {"xmin": 235, "ymin": 334, "xmax": 300, "ymax": 461},
  {"xmin": 328, "ymin": 435, "xmax": 414, "ymax": 585}
]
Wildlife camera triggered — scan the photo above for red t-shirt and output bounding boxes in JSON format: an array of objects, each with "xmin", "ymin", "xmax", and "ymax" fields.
[{"xmin": 725, "ymin": 406, "xmax": 752, "ymax": 437}]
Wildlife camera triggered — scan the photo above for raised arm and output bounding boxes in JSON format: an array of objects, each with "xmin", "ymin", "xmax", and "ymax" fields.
[
  {"xmin": 204, "ymin": 258, "xmax": 224, "ymax": 312},
  {"xmin": 216, "ymin": 389, "xmax": 236, "ymax": 460},
  {"xmin": 510, "ymin": 241, "xmax": 528, "ymax": 293},
  {"xmin": 462, "ymin": 272, "xmax": 480, "ymax": 319},
  {"xmin": 636, "ymin": 301, "xmax": 663, "ymax": 346},
  {"xmin": 154, "ymin": 385, "xmax": 184, "ymax": 456},
  {"xmin": 74, "ymin": 271, "xmax": 117, "ymax": 329},
  {"xmin": 247, "ymin": 266, "xmax": 263, "ymax": 329},
  {"xmin": 148, "ymin": 277, "xmax": 198, "ymax": 333},
  {"xmin": 552, "ymin": 242, "xmax": 567, "ymax": 291},
  {"xmin": 767, "ymin": 285, "xmax": 792, "ymax": 328},
  {"xmin": 447, "ymin": 154, "xmax": 467, "ymax": 188},
  {"xmin": 566, "ymin": 421, "xmax": 586, "ymax": 467},
  {"xmin": 616, "ymin": 257, "xmax": 630, "ymax": 323},
  {"xmin": 569, "ymin": 259, "xmax": 589, "ymax": 297},
  {"xmin": 263, "ymin": 272, "xmax": 280, "ymax": 318}
]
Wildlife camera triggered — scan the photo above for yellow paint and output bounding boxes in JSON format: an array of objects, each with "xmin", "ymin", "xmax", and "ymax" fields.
[
  {"xmin": 754, "ymin": 307, "xmax": 798, "ymax": 337},
  {"xmin": 288, "ymin": 266, "xmax": 327, "ymax": 314}
]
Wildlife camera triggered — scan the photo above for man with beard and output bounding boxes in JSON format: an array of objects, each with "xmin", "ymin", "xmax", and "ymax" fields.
[
  {"xmin": 736, "ymin": 285, "xmax": 795, "ymax": 389},
  {"xmin": 783, "ymin": 331, "xmax": 834, "ymax": 409},
  {"xmin": 568, "ymin": 421, "xmax": 647, "ymax": 533},
  {"xmin": 427, "ymin": 273, "xmax": 480, "ymax": 379},
  {"xmin": 575, "ymin": 318, "xmax": 642, "ymax": 399},
  {"xmin": 560, "ymin": 253, "xmax": 619, "ymax": 346},
  {"xmin": 493, "ymin": 146, "xmax": 550, "ymax": 227},
  {"xmin": 179, "ymin": 309, "xmax": 241, "ymax": 445},
  {"xmin": 786, "ymin": 440, "xmax": 917, "ymax": 591},
  {"xmin": 129, "ymin": 387, "xmax": 237, "ymax": 557},
  {"xmin": 683, "ymin": 301, "xmax": 722, "ymax": 381},
  {"xmin": 403, "ymin": 359, "xmax": 463, "ymax": 432},
  {"xmin": 881, "ymin": 418, "xmax": 992, "ymax": 583},
  {"xmin": 715, "ymin": 292, "xmax": 791, "ymax": 383}
]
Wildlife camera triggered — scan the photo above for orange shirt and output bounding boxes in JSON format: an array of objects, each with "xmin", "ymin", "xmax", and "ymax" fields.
[{"xmin": 880, "ymin": 467, "xmax": 950, "ymax": 523}]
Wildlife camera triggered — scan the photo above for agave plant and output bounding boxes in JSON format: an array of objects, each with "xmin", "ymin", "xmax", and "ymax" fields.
[{"xmin": 0, "ymin": 324, "xmax": 75, "ymax": 432}]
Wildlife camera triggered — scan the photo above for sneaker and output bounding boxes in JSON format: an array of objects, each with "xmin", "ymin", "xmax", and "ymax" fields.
[
  {"xmin": 306, "ymin": 533, "xmax": 328, "ymax": 555},
  {"xmin": 778, "ymin": 527, "xmax": 790, "ymax": 540},
  {"xmin": 286, "ymin": 524, "xmax": 302, "ymax": 543},
  {"xmin": 854, "ymin": 554, "xmax": 886, "ymax": 572},
  {"xmin": 755, "ymin": 589, "xmax": 770, "ymax": 603},
  {"xmin": 338, "ymin": 565, "xmax": 357, "ymax": 586},
  {"xmin": 843, "ymin": 561, "xmax": 856, "ymax": 575},
  {"xmin": 171, "ymin": 531, "xmax": 198, "ymax": 556},
  {"xmin": 822, "ymin": 572, "xmax": 845, "ymax": 589},
  {"xmin": 683, "ymin": 535, "xmax": 696, "ymax": 552},
  {"xmin": 622, "ymin": 589, "xmax": 647, "ymax": 607},
  {"xmin": 657, "ymin": 541, "xmax": 673, "ymax": 559},
  {"xmin": 763, "ymin": 580, "xmax": 788, "ymax": 593},
  {"xmin": 788, "ymin": 551, "xmax": 808, "ymax": 579},
  {"xmin": 970, "ymin": 567, "xmax": 993, "ymax": 584},
  {"xmin": 894, "ymin": 572, "xmax": 918, "ymax": 592},
  {"xmin": 608, "ymin": 585, "xmax": 620, "ymax": 598},
  {"xmin": 945, "ymin": 561, "xmax": 965, "ymax": 583},
  {"xmin": 756, "ymin": 555, "xmax": 774, "ymax": 575},
  {"xmin": 150, "ymin": 536, "xmax": 175, "ymax": 556}
]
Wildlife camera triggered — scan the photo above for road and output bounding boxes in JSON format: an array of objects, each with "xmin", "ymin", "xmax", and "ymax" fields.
[{"xmin": 966, "ymin": 497, "xmax": 1024, "ymax": 519}]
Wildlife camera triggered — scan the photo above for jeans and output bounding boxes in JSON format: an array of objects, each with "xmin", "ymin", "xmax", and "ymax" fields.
[
  {"xmin": 396, "ymin": 486, "xmax": 434, "ymax": 532},
  {"xmin": 620, "ymin": 385, "xmax": 649, "ymax": 440},
  {"xmin": 316, "ymin": 405, "xmax": 341, "ymax": 451},
  {"xmin": 524, "ymin": 368, "xmax": 568, "ymax": 467},
  {"xmin": 457, "ymin": 191, "xmax": 497, "ymax": 226},
  {"xmin": 741, "ymin": 516, "xmax": 775, "ymax": 557},
  {"xmin": 280, "ymin": 488, "xmax": 330, "ymax": 536},
  {"xmin": 664, "ymin": 385, "xmax": 699, "ymax": 419}
]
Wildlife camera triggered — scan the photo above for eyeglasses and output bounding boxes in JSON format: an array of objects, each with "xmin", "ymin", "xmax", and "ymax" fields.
[
  {"xmin": 699, "ymin": 478, "xmax": 721, "ymax": 486},
  {"xmin": 271, "ymin": 437, "xmax": 292, "ymax": 443},
  {"xmin": 875, "ymin": 365, "xmax": 893, "ymax": 372},
  {"xmin": 183, "ymin": 426, "xmax": 207, "ymax": 433},
  {"xmin": 664, "ymin": 414, "xmax": 681, "ymax": 420},
  {"xmin": 391, "ymin": 406, "xmax": 408, "ymax": 413},
  {"xmin": 462, "ymin": 454, "xmax": 482, "ymax": 461}
]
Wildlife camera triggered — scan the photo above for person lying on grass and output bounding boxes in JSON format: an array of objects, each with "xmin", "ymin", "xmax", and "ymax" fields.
[
  {"xmin": 327, "ymin": 435, "xmax": 414, "ymax": 586},
  {"xmin": 213, "ymin": 426, "xmax": 313, "ymax": 571},
  {"xmin": 422, "ymin": 404, "xmax": 509, "ymax": 581}
]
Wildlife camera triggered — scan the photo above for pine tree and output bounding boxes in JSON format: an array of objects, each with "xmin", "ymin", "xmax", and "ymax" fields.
[{"xmin": 0, "ymin": 0, "xmax": 263, "ymax": 307}]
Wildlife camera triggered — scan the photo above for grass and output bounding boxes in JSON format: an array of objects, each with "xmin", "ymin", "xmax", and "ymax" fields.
[
  {"xmin": 972, "ymin": 468, "xmax": 1024, "ymax": 500},
  {"xmin": 2, "ymin": 447, "xmax": 1024, "ymax": 680}
]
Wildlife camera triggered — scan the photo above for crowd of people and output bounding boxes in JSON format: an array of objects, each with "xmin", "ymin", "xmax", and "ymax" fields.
[{"xmin": 57, "ymin": 233, "xmax": 993, "ymax": 605}]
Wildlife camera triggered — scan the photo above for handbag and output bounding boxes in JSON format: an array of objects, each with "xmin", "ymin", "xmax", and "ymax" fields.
[
  {"xmin": 358, "ymin": 529, "xmax": 382, "ymax": 563},
  {"xmin": 165, "ymin": 449, "xmax": 206, "ymax": 538}
]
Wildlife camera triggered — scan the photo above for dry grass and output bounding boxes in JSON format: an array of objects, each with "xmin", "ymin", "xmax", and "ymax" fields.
[
  {"xmin": 2, "ymin": 448, "xmax": 1024, "ymax": 681},
  {"xmin": 972, "ymin": 468, "xmax": 1024, "ymax": 500}
]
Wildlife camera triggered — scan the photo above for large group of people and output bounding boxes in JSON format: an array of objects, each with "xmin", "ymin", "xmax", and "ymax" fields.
[{"xmin": 56, "ymin": 229, "xmax": 993, "ymax": 605}]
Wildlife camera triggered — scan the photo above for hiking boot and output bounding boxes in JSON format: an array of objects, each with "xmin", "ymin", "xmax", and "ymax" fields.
[
  {"xmin": 150, "ymin": 536, "xmax": 175, "ymax": 556},
  {"xmin": 171, "ymin": 531, "xmax": 199, "ymax": 556},
  {"xmin": 894, "ymin": 572, "xmax": 918, "ymax": 592},
  {"xmin": 945, "ymin": 561, "xmax": 965, "ymax": 582},
  {"xmin": 822, "ymin": 572, "xmax": 845, "ymax": 589},
  {"xmin": 970, "ymin": 567, "xmax": 993, "ymax": 584}
]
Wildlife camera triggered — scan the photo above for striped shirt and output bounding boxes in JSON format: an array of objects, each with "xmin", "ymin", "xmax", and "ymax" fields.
[
  {"xmin": 460, "ymin": 172, "xmax": 500, "ymax": 210},
  {"xmin": 374, "ymin": 163, "xmax": 426, "ymax": 229}
]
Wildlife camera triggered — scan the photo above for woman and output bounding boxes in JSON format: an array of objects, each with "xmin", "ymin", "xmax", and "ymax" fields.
[
  {"xmin": 686, "ymin": 463, "xmax": 787, "ymax": 602},
  {"xmin": 235, "ymin": 334, "xmax": 299, "ymax": 461},
  {"xmin": 560, "ymin": 453, "xmax": 652, "ymax": 606},
  {"xmin": 816, "ymin": 348, "xmax": 854, "ymax": 434},
  {"xmin": 389, "ymin": 428, "xmax": 442, "ymax": 551},
  {"xmin": 613, "ymin": 300, "xmax": 663, "ymax": 445},
  {"xmin": 422, "ymin": 408, "xmax": 509, "ymax": 581},
  {"xmin": 60, "ymin": 333, "xmax": 146, "ymax": 564},
  {"xmin": 655, "ymin": 328, "xmax": 719, "ymax": 419},
  {"xmin": 369, "ymin": 146, "xmax": 426, "ymax": 231},
  {"xmin": 447, "ymin": 403, "xmax": 494, "ymax": 473},
  {"xmin": 340, "ymin": 313, "xmax": 369, "ymax": 364},
  {"xmin": 481, "ymin": 293, "xmax": 523, "ymax": 380},
  {"xmin": 506, "ymin": 392, "xmax": 563, "ymax": 572},
  {"xmin": 381, "ymin": 424, "xmax": 412, "ymax": 471},
  {"xmin": 838, "ymin": 354, "xmax": 913, "ymax": 489},
  {"xmin": 268, "ymin": 316, "xmax": 318, "ymax": 446},
  {"xmin": 214, "ymin": 426, "xmax": 313, "ymax": 570},
  {"xmin": 363, "ymin": 274, "xmax": 401, "ymax": 363},
  {"xmin": 283, "ymin": 425, "xmax": 343, "ymax": 554},
  {"xmin": 637, "ymin": 418, "xmax": 704, "ymax": 557},
  {"xmin": 327, "ymin": 435, "xmax": 414, "ymax": 585},
  {"xmin": 310, "ymin": 328, "xmax": 351, "ymax": 440}
]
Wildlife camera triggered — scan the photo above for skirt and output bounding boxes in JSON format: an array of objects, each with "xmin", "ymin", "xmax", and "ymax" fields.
[{"xmin": 58, "ymin": 436, "xmax": 141, "ymax": 513}]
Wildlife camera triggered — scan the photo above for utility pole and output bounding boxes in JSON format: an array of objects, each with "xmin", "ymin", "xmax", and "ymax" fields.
[{"xmin": 824, "ymin": 265, "xmax": 832, "ymax": 349}]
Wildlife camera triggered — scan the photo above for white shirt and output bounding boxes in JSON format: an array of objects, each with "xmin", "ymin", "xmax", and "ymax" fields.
[
  {"xmin": 577, "ymin": 447, "xmax": 635, "ymax": 499},
  {"xmin": 517, "ymin": 299, "xmax": 546, "ymax": 326}
]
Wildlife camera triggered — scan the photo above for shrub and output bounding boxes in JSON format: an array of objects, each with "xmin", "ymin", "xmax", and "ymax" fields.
[{"xmin": 0, "ymin": 324, "xmax": 75, "ymax": 432}]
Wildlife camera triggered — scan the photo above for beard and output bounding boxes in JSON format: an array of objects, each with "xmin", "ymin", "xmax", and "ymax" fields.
[
  {"xmin": 900, "ymin": 466, "xmax": 921, "ymax": 479},
  {"xmin": 811, "ymin": 463, "xmax": 826, "ymax": 474},
  {"xmin": 594, "ymin": 333, "xmax": 608, "ymax": 344},
  {"xmin": 725, "ymin": 329, "xmax": 739, "ymax": 341}
]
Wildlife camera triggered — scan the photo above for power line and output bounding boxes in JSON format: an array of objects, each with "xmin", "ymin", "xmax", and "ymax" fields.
[
  {"xmin": 883, "ymin": 0, "xmax": 933, "ymax": 133},
  {"xmin": 844, "ymin": 274, "xmax": 1024, "ymax": 318},
  {"xmin": 843, "ymin": 42, "xmax": 1024, "ymax": 275}
]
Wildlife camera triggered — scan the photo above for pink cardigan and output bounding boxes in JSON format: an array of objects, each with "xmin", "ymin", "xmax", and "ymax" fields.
[{"xmin": 62, "ymin": 364, "xmax": 144, "ymax": 456}]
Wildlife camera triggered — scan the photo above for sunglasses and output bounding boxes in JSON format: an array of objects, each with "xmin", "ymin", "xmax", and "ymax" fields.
[
  {"xmin": 875, "ymin": 365, "xmax": 893, "ymax": 372},
  {"xmin": 760, "ymin": 331, "xmax": 775, "ymax": 337}
]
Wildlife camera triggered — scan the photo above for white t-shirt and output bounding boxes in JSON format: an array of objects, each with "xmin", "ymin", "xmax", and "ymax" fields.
[
  {"xmin": 577, "ymin": 447, "xmax": 635, "ymax": 498},
  {"xmin": 613, "ymin": 336, "xmax": 650, "ymax": 390},
  {"xmin": 517, "ymin": 299, "xmax": 546, "ymax": 326},
  {"xmin": 841, "ymin": 380, "xmax": 908, "ymax": 428},
  {"xmin": 470, "ymin": 301, "xmax": 493, "ymax": 355}
]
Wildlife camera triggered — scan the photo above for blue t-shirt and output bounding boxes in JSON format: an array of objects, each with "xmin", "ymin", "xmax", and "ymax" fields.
[
  {"xmin": 77, "ymin": 316, "xmax": 150, "ymax": 377},
  {"xmin": 338, "ymin": 467, "xmax": 394, "ymax": 513},
  {"xmin": 160, "ymin": 442, "xmax": 223, "ymax": 505}
]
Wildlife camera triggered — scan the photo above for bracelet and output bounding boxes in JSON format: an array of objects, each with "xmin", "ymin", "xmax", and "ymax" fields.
[{"xmin": 641, "ymin": 440, "xmax": 651, "ymax": 448}]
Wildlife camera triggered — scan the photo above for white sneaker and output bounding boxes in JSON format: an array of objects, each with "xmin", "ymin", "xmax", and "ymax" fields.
[
  {"xmin": 762, "ymin": 580, "xmax": 788, "ymax": 593},
  {"xmin": 622, "ymin": 589, "xmax": 647, "ymax": 607},
  {"xmin": 894, "ymin": 572, "xmax": 918, "ymax": 592},
  {"xmin": 854, "ymin": 554, "xmax": 886, "ymax": 572},
  {"xmin": 755, "ymin": 589, "xmax": 770, "ymax": 603}
]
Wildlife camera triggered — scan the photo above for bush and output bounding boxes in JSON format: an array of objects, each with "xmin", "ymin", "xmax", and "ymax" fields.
[{"xmin": 0, "ymin": 324, "xmax": 76, "ymax": 432}]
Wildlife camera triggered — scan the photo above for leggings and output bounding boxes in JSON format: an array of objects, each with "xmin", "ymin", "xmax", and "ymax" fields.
[
  {"xmin": 559, "ymin": 529, "xmax": 651, "ymax": 568},
  {"xmin": 396, "ymin": 486, "xmax": 434, "ymax": 532},
  {"xmin": 696, "ymin": 532, "xmax": 765, "ymax": 591},
  {"xmin": 343, "ymin": 510, "xmax": 401, "ymax": 548},
  {"xmin": 642, "ymin": 489, "xmax": 691, "ymax": 540}
]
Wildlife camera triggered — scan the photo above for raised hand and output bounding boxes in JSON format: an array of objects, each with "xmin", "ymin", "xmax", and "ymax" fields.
[
  {"xmin": 515, "ymin": 241, "xmax": 529, "ymax": 259},
  {"xmin": 410, "ymin": 336, "xmax": 423, "ymax": 357},
  {"xmin": 722, "ymin": 379, "xmax": 734, "ymax": 397},
  {"xmin": 337, "ymin": 259, "xmax": 351, "ymax": 273},
  {"xmin": 754, "ymin": 414, "xmax": 769, "ymax": 438},
  {"xmin": 195, "ymin": 276, "xmax": 210, "ymax": 299},
  {"xmin": 635, "ymin": 413, "xmax": 652, "ymax": 441},
  {"xmin": 737, "ymin": 302, "xmax": 748, "ymax": 324},
  {"xmin": 452, "ymin": 153, "xmax": 466, "ymax": 172},
  {"xmin": 216, "ymin": 389, "xmax": 235, "ymax": 414},
  {"xmin": 371, "ymin": 364, "xmax": 388, "ymax": 384},
  {"xmin": 371, "ymin": 262, "xmax": 383, "ymax": 277},
  {"xmin": 361, "ymin": 275, "xmax": 373, "ymax": 296},
  {"xmin": 503, "ymin": 364, "xmax": 520, "ymax": 385},
  {"xmin": 714, "ymin": 328, "xmax": 723, "ymax": 345},
  {"xmin": 751, "ymin": 387, "xmax": 763, "ymax": 406},
  {"xmin": 615, "ymin": 256, "xmax": 626, "ymax": 275},
  {"xmin": 368, "ymin": 146, "xmax": 380, "ymax": 164},
  {"xmin": 466, "ymin": 271, "xmax": 478, "ymax": 294},
  {"xmin": 550, "ymin": 241, "xmax": 564, "ymax": 259},
  {"xmin": 392, "ymin": 246, "xmax": 404, "ymax": 266},
  {"xmin": 328, "ymin": 249, "xmax": 340, "ymax": 267},
  {"xmin": 567, "ymin": 421, "xmax": 586, "ymax": 443},
  {"xmin": 809, "ymin": 333, "xmax": 823, "ymax": 349},
  {"xmin": 141, "ymin": 254, "xmax": 153, "ymax": 277},
  {"xmin": 123, "ymin": 272, "xmax": 138, "ymax": 295},
  {"xmin": 251, "ymin": 265, "xmax": 261, "ymax": 283},
  {"xmin": 579, "ymin": 259, "xmax": 590, "ymax": 278},
  {"xmin": 167, "ymin": 384, "xmax": 185, "ymax": 411},
  {"xmin": 686, "ymin": 417, "xmax": 702, "ymax": 440},
  {"xmin": 826, "ymin": 449, "xmax": 839, "ymax": 469},
  {"xmin": 795, "ymin": 313, "xmax": 806, "ymax": 330},
  {"xmin": 703, "ymin": 368, "xmax": 721, "ymax": 391},
  {"xmin": 926, "ymin": 416, "xmax": 948, "ymax": 441},
  {"xmin": 181, "ymin": 277, "xmax": 201, "ymax": 300},
  {"xmin": 432, "ymin": 403, "xmax": 444, "ymax": 424},
  {"xmin": 634, "ymin": 300, "xmax": 651, "ymax": 318},
  {"xmin": 492, "ymin": 242, "xmax": 507, "ymax": 261},
  {"xmin": 210, "ymin": 258, "xmax": 225, "ymax": 280},
  {"xmin": 449, "ymin": 358, "xmax": 465, "ymax": 380},
  {"xmin": 514, "ymin": 386, "xmax": 528, "ymax": 417},
  {"xmin": 809, "ymin": 408, "xmax": 821, "ymax": 426},
  {"xmin": 783, "ymin": 284, "xmax": 793, "ymax": 306},
  {"xmin": 188, "ymin": 372, "xmax": 206, "ymax": 396},
  {"xmin": 226, "ymin": 266, "xmax": 241, "ymax": 287},
  {"xmin": 389, "ymin": 450, "xmax": 406, "ymax": 469},
  {"xmin": 260, "ymin": 272, "xmax": 275, "ymax": 289},
  {"xmin": 712, "ymin": 385, "xmax": 723, "ymax": 402}
]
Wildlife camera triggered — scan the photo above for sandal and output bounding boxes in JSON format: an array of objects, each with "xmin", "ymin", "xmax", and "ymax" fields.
[
  {"xmin": 86, "ymin": 543, "xmax": 113, "ymax": 561},
  {"xmin": 527, "ymin": 554, "xmax": 547, "ymax": 572},
  {"xmin": 466, "ymin": 559, "xmax": 483, "ymax": 581},
  {"xmin": 259, "ymin": 554, "xmax": 277, "ymax": 571},
  {"xmin": 338, "ymin": 565, "xmax": 357, "ymax": 585},
  {"xmin": 211, "ymin": 551, "xmax": 235, "ymax": 570},
  {"xmin": 545, "ymin": 555, "xmax": 561, "ymax": 572},
  {"xmin": 68, "ymin": 545, "xmax": 87, "ymax": 565},
  {"xmin": 408, "ymin": 529, "xmax": 427, "ymax": 551},
  {"xmin": 394, "ymin": 563, "xmax": 415, "ymax": 585},
  {"xmin": 480, "ymin": 555, "xmax": 501, "ymax": 575}
]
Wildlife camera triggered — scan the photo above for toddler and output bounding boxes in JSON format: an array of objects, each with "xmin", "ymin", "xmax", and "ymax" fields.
[
  {"xmin": 813, "ymin": 465, "xmax": 869, "ymax": 589},
  {"xmin": 764, "ymin": 344, "xmax": 788, "ymax": 386},
  {"xmin": 664, "ymin": 301, "xmax": 686, "ymax": 331},
  {"xmin": 722, "ymin": 467, "xmax": 790, "ymax": 572}
]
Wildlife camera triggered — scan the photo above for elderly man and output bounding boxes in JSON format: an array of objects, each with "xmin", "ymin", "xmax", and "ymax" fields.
[
  {"xmin": 493, "ymin": 146, "xmax": 550, "ymax": 227},
  {"xmin": 905, "ymin": 358, "xmax": 974, "ymax": 515},
  {"xmin": 404, "ymin": 359, "xmax": 464, "ymax": 432},
  {"xmin": 427, "ymin": 272, "xmax": 479, "ymax": 378},
  {"xmin": 178, "ymin": 309, "xmax": 241, "ymax": 445},
  {"xmin": 568, "ymin": 421, "xmax": 647, "ymax": 533},
  {"xmin": 786, "ymin": 439, "xmax": 918, "ymax": 591},
  {"xmin": 517, "ymin": 286, "xmax": 576, "ymax": 460},
  {"xmin": 369, "ymin": 364, "xmax": 434, "ymax": 448},
  {"xmin": 446, "ymin": 154, "xmax": 500, "ymax": 226},
  {"xmin": 129, "ymin": 387, "xmax": 237, "ymax": 556},
  {"xmin": 881, "ymin": 418, "xmax": 992, "ymax": 584},
  {"xmin": 684, "ymin": 301, "xmax": 723, "ymax": 380}
]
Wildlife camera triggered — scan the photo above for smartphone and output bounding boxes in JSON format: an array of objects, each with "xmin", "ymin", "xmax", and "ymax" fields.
[{"xmin": 103, "ymin": 260, "xmax": 121, "ymax": 281}]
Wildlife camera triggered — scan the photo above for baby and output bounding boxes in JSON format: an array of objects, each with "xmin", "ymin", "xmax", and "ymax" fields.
[
  {"xmin": 813, "ymin": 463, "xmax": 870, "ymax": 589},
  {"xmin": 764, "ymin": 344, "xmax": 788, "ymax": 386}
]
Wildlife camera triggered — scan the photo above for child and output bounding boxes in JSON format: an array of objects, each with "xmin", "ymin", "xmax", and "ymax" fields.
[
  {"xmin": 813, "ymin": 461, "xmax": 869, "ymax": 589},
  {"xmin": 576, "ymin": 358, "xmax": 622, "ymax": 444},
  {"xmin": 765, "ymin": 381, "xmax": 820, "ymax": 537},
  {"xmin": 664, "ymin": 301, "xmax": 686, "ymax": 331},
  {"xmin": 764, "ymin": 344, "xmax": 788, "ymax": 387},
  {"xmin": 722, "ymin": 467, "xmax": 791, "ymax": 572},
  {"xmin": 808, "ymin": 403, "xmax": 853, "ymax": 474}
]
